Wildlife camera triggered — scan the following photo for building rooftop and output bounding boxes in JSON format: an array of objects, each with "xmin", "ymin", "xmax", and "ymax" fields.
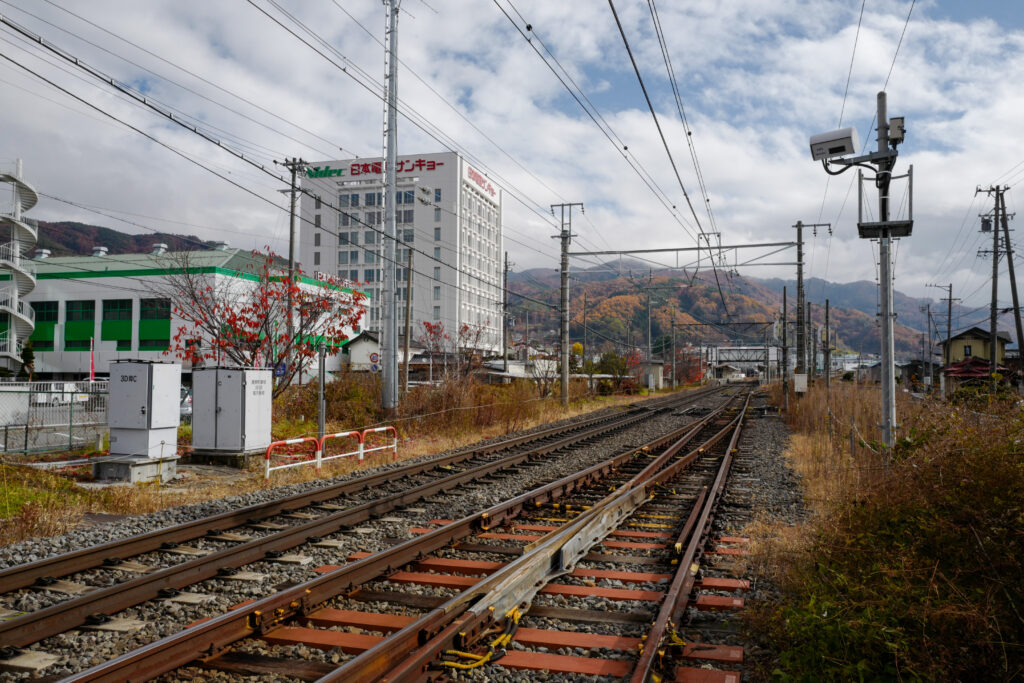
[{"xmin": 32, "ymin": 248, "xmax": 264, "ymax": 278}]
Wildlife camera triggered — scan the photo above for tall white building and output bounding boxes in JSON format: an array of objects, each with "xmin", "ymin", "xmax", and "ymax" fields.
[{"xmin": 299, "ymin": 151, "xmax": 503, "ymax": 352}]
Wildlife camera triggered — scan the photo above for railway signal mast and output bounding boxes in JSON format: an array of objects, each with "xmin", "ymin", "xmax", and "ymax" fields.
[{"xmin": 810, "ymin": 91, "xmax": 912, "ymax": 449}]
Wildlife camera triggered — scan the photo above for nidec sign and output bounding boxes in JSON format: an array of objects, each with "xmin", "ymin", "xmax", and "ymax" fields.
[{"xmin": 306, "ymin": 157, "xmax": 445, "ymax": 180}]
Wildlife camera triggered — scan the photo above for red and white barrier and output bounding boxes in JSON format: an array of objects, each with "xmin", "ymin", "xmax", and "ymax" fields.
[
  {"xmin": 361, "ymin": 426, "xmax": 398, "ymax": 462},
  {"xmin": 263, "ymin": 426, "xmax": 398, "ymax": 480},
  {"xmin": 320, "ymin": 430, "xmax": 364, "ymax": 466},
  {"xmin": 264, "ymin": 436, "xmax": 322, "ymax": 479}
]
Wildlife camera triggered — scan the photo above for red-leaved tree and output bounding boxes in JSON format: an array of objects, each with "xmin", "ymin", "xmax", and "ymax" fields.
[{"xmin": 159, "ymin": 249, "xmax": 366, "ymax": 396}]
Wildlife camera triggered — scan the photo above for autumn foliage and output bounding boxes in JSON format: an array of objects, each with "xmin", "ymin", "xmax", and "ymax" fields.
[{"xmin": 161, "ymin": 249, "xmax": 366, "ymax": 395}]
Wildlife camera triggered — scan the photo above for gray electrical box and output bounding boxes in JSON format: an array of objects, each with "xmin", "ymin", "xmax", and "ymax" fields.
[
  {"xmin": 108, "ymin": 360, "xmax": 181, "ymax": 459},
  {"xmin": 192, "ymin": 367, "xmax": 272, "ymax": 454}
]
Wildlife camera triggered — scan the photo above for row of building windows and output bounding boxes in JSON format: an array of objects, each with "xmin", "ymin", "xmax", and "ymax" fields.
[
  {"xmin": 337, "ymin": 190, "xmax": 422, "ymax": 209},
  {"xmin": 338, "ymin": 210, "xmax": 416, "ymax": 228},
  {"xmin": 33, "ymin": 298, "xmax": 170, "ymax": 322}
]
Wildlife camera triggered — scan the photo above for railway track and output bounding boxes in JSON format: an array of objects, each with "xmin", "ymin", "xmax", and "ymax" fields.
[
  {"xmin": 37, "ymin": 386, "xmax": 757, "ymax": 682},
  {"xmin": 0, "ymin": 386, "xmax": 739, "ymax": 679}
]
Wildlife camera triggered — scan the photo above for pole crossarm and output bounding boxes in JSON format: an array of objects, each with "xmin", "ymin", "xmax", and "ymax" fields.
[{"xmin": 568, "ymin": 241, "xmax": 796, "ymax": 257}]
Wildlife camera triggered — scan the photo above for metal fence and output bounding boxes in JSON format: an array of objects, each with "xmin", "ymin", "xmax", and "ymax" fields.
[{"xmin": 0, "ymin": 381, "xmax": 108, "ymax": 453}]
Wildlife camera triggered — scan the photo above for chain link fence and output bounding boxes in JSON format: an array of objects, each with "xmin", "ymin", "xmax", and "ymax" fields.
[{"xmin": 0, "ymin": 381, "xmax": 108, "ymax": 453}]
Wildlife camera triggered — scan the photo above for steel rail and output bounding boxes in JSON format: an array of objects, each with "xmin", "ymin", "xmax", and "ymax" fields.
[
  {"xmin": 630, "ymin": 391, "xmax": 752, "ymax": 682},
  {"xmin": 61, "ymin": 393, "xmax": 737, "ymax": 683},
  {"xmin": 0, "ymin": 391, "xmax": 694, "ymax": 594},
  {"xmin": 0, "ymin": 401, "xmax": 672, "ymax": 649},
  {"xmin": 322, "ymin": 391, "xmax": 752, "ymax": 682}
]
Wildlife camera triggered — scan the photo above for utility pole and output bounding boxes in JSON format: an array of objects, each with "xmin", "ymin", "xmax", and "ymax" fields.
[
  {"xmin": 794, "ymin": 221, "xmax": 805, "ymax": 377},
  {"xmin": 824, "ymin": 299, "xmax": 831, "ymax": 394},
  {"xmin": 814, "ymin": 91, "xmax": 909, "ymax": 447},
  {"xmin": 317, "ymin": 342, "xmax": 326, "ymax": 444},
  {"xmin": 806, "ymin": 303, "xmax": 814, "ymax": 380},
  {"xmin": 403, "ymin": 249, "xmax": 412, "ymax": 392},
  {"xmin": 671, "ymin": 319, "xmax": 676, "ymax": 389},
  {"xmin": 928, "ymin": 283, "xmax": 956, "ymax": 369},
  {"xmin": 380, "ymin": 0, "xmax": 400, "ymax": 412},
  {"xmin": 551, "ymin": 202, "xmax": 583, "ymax": 407},
  {"xmin": 275, "ymin": 157, "xmax": 307, "ymax": 384},
  {"xmin": 782, "ymin": 286, "xmax": 789, "ymax": 411},
  {"xmin": 978, "ymin": 186, "xmax": 1002, "ymax": 392},
  {"xmin": 999, "ymin": 189, "xmax": 1024, "ymax": 392},
  {"xmin": 582, "ymin": 291, "xmax": 588, "ymax": 371},
  {"xmin": 502, "ymin": 251, "xmax": 510, "ymax": 373},
  {"xmin": 919, "ymin": 303, "xmax": 932, "ymax": 390}
]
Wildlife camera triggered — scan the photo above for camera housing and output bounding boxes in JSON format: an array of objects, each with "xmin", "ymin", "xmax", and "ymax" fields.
[{"xmin": 809, "ymin": 127, "xmax": 860, "ymax": 161}]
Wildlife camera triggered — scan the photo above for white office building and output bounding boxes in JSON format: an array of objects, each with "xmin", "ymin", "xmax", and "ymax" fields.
[{"xmin": 299, "ymin": 151, "xmax": 503, "ymax": 353}]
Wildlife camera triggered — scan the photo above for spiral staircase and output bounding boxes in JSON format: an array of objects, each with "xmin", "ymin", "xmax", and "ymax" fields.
[{"xmin": 0, "ymin": 160, "xmax": 38, "ymax": 372}]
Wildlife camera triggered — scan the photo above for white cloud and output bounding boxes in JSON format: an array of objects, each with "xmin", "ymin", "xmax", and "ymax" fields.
[{"xmin": 1, "ymin": 0, "xmax": 1022, "ymax": 312}]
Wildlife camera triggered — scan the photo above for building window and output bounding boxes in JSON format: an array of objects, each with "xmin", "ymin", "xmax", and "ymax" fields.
[
  {"xmin": 340, "ymin": 212, "xmax": 352, "ymax": 228},
  {"xmin": 66, "ymin": 300, "xmax": 95, "ymax": 322},
  {"xmin": 364, "ymin": 269, "xmax": 376, "ymax": 282},
  {"xmin": 102, "ymin": 299, "xmax": 132, "ymax": 321},
  {"xmin": 433, "ymin": 286, "xmax": 441, "ymax": 301},
  {"xmin": 365, "ymin": 230, "xmax": 379, "ymax": 244},
  {"xmin": 434, "ymin": 247, "xmax": 441, "ymax": 260},
  {"xmin": 31, "ymin": 301, "xmax": 58, "ymax": 322},
  {"xmin": 434, "ymin": 188, "xmax": 441, "ymax": 202},
  {"xmin": 140, "ymin": 298, "xmax": 171, "ymax": 320},
  {"xmin": 139, "ymin": 339, "xmax": 169, "ymax": 350},
  {"xmin": 349, "ymin": 250, "xmax": 359, "ymax": 264},
  {"xmin": 65, "ymin": 339, "xmax": 91, "ymax": 350},
  {"xmin": 365, "ymin": 251, "xmax": 377, "ymax": 265},
  {"xmin": 434, "ymin": 227, "xmax": 441, "ymax": 241},
  {"xmin": 315, "ymin": 195, "xmax": 322, "ymax": 210},
  {"xmin": 434, "ymin": 207, "xmax": 441, "ymax": 222},
  {"xmin": 434, "ymin": 266, "xmax": 440, "ymax": 279},
  {"xmin": 314, "ymin": 231, "xmax": 321, "ymax": 246},
  {"xmin": 338, "ymin": 251, "xmax": 349, "ymax": 265},
  {"xmin": 350, "ymin": 269, "xmax": 359, "ymax": 281},
  {"xmin": 314, "ymin": 252, "xmax": 321, "ymax": 266},
  {"xmin": 963, "ymin": 344, "xmax": 972, "ymax": 357},
  {"xmin": 433, "ymin": 306, "xmax": 440, "ymax": 320},
  {"xmin": 33, "ymin": 339, "xmax": 54, "ymax": 351},
  {"xmin": 399, "ymin": 209, "xmax": 414, "ymax": 224},
  {"xmin": 402, "ymin": 229, "xmax": 414, "ymax": 243}
]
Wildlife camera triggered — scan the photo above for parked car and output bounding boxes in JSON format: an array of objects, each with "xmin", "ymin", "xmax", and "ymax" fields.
[
  {"xmin": 180, "ymin": 389, "xmax": 193, "ymax": 423},
  {"xmin": 30, "ymin": 382, "xmax": 89, "ymax": 407}
]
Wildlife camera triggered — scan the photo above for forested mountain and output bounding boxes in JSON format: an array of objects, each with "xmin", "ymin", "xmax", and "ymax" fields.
[
  {"xmin": 509, "ymin": 265, "xmax": 926, "ymax": 358},
  {"xmin": 32, "ymin": 221, "xmax": 215, "ymax": 256}
]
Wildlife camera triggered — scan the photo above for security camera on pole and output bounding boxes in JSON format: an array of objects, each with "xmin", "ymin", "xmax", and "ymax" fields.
[{"xmin": 811, "ymin": 92, "xmax": 913, "ymax": 449}]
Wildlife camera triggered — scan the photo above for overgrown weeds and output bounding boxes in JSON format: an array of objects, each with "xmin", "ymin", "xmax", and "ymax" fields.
[{"xmin": 749, "ymin": 383, "xmax": 1024, "ymax": 681}]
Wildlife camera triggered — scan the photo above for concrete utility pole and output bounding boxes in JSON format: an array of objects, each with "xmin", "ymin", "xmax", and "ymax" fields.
[
  {"xmin": 403, "ymin": 249, "xmax": 412, "ymax": 393},
  {"xmin": 782, "ymin": 286, "xmax": 789, "ymax": 411},
  {"xmin": 551, "ymin": 202, "xmax": 583, "ymax": 407},
  {"xmin": 275, "ymin": 157, "xmax": 307, "ymax": 382},
  {"xmin": 824, "ymin": 299, "xmax": 831, "ymax": 393},
  {"xmin": 381, "ymin": 0, "xmax": 400, "ymax": 412},
  {"xmin": 794, "ymin": 221, "xmax": 805, "ymax": 376},
  {"xmin": 502, "ymin": 251, "xmax": 510, "ymax": 373},
  {"xmin": 875, "ymin": 93, "xmax": 898, "ymax": 446},
  {"xmin": 671, "ymin": 319, "xmax": 676, "ymax": 388},
  {"xmin": 582, "ymin": 291, "xmax": 588, "ymax": 370},
  {"xmin": 978, "ymin": 187, "xmax": 1003, "ymax": 391},
  {"xmin": 999, "ymin": 189, "xmax": 1024, "ymax": 392},
  {"xmin": 928, "ymin": 283, "xmax": 956, "ymax": 368},
  {"xmin": 807, "ymin": 303, "xmax": 814, "ymax": 380}
]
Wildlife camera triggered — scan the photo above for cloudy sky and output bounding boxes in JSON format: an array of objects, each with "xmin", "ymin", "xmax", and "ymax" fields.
[{"xmin": 2, "ymin": 0, "xmax": 1023, "ymax": 324}]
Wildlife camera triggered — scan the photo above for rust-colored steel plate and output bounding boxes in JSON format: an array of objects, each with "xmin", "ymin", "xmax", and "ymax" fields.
[
  {"xmin": 477, "ymin": 532, "xmax": 544, "ymax": 541},
  {"xmin": 603, "ymin": 540, "xmax": 666, "ymax": 550},
  {"xmin": 675, "ymin": 667, "xmax": 742, "ymax": 683},
  {"xmin": 698, "ymin": 577, "xmax": 749, "ymax": 591},
  {"xmin": 263, "ymin": 626, "xmax": 383, "ymax": 653},
  {"xmin": 305, "ymin": 609, "xmax": 414, "ymax": 632},
  {"xmin": 386, "ymin": 571, "xmax": 478, "ymax": 589},
  {"xmin": 540, "ymin": 583, "xmax": 663, "ymax": 602},
  {"xmin": 695, "ymin": 595, "xmax": 744, "ymax": 611},
  {"xmin": 572, "ymin": 568, "xmax": 672, "ymax": 583},
  {"xmin": 498, "ymin": 650, "xmax": 632, "ymax": 677},
  {"xmin": 412, "ymin": 558, "xmax": 503, "ymax": 574},
  {"xmin": 513, "ymin": 524, "xmax": 673, "ymax": 539},
  {"xmin": 709, "ymin": 547, "xmax": 751, "ymax": 556},
  {"xmin": 715, "ymin": 536, "xmax": 749, "ymax": 544},
  {"xmin": 514, "ymin": 627, "xmax": 641, "ymax": 651},
  {"xmin": 681, "ymin": 642, "xmax": 744, "ymax": 663}
]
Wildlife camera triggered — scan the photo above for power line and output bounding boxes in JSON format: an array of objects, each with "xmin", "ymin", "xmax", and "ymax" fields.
[{"xmin": 606, "ymin": 0, "xmax": 730, "ymax": 317}]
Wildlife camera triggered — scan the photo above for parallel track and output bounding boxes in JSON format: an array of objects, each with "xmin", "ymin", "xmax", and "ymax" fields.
[{"xmin": 57, "ymin": 387, "xmax": 753, "ymax": 682}]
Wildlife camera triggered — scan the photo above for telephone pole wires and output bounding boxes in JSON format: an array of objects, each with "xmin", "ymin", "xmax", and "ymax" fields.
[
  {"xmin": 978, "ymin": 186, "xmax": 1004, "ymax": 392},
  {"xmin": 551, "ymin": 202, "xmax": 583, "ymax": 407},
  {"xmin": 274, "ymin": 156, "xmax": 307, "ymax": 385}
]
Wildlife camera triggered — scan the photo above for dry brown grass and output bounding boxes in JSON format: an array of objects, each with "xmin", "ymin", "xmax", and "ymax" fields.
[{"xmin": 0, "ymin": 381, "xmax": 681, "ymax": 547}]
